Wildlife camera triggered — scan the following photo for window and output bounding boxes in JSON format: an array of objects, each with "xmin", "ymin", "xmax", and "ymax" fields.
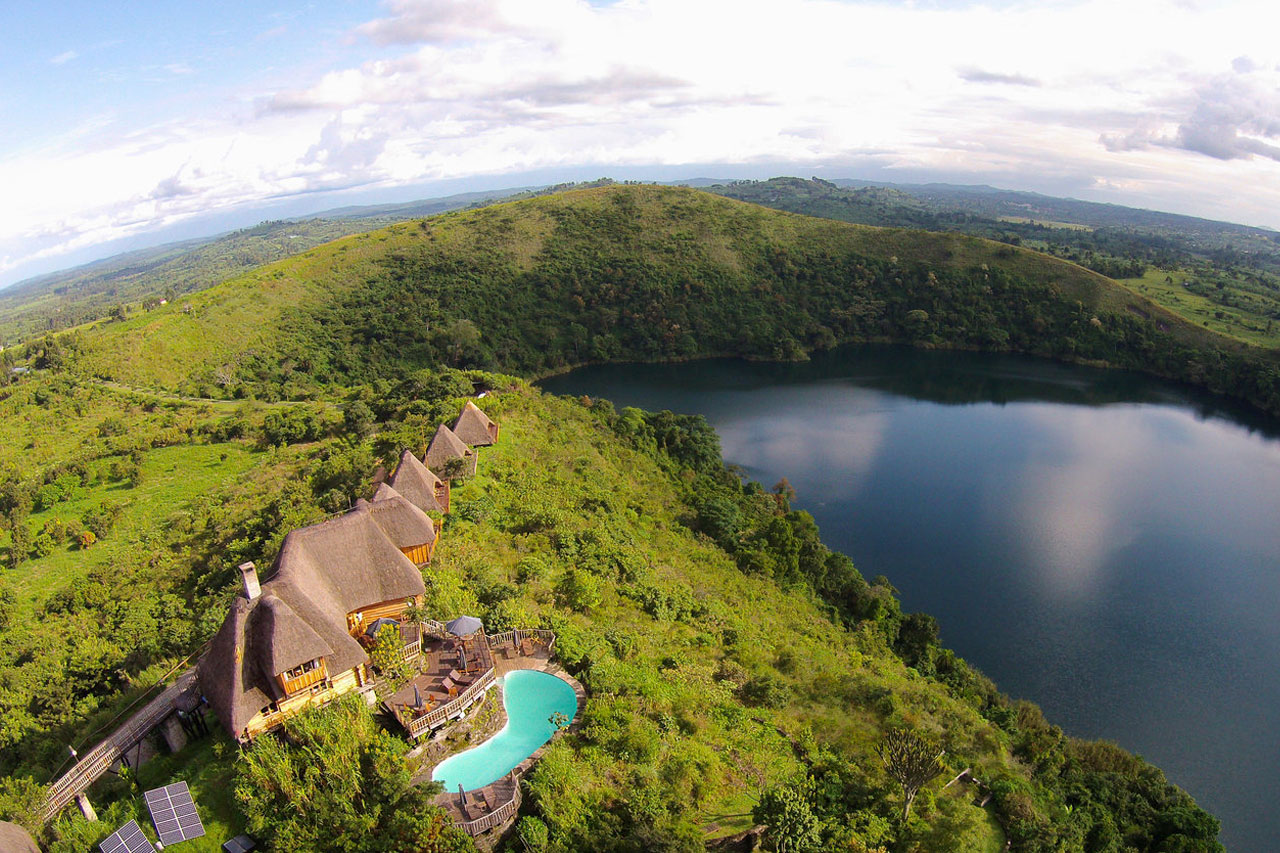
[{"xmin": 283, "ymin": 658, "xmax": 321, "ymax": 680}]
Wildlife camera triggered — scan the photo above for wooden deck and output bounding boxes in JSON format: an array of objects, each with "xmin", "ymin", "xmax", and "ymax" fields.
[{"xmin": 387, "ymin": 632, "xmax": 497, "ymax": 738}]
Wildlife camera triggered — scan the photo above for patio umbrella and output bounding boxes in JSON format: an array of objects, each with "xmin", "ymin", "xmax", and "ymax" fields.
[
  {"xmin": 445, "ymin": 615, "xmax": 483, "ymax": 636},
  {"xmin": 413, "ymin": 685, "xmax": 423, "ymax": 710},
  {"xmin": 365, "ymin": 617, "xmax": 400, "ymax": 639},
  {"xmin": 458, "ymin": 784, "xmax": 467, "ymax": 807},
  {"xmin": 459, "ymin": 646, "xmax": 468, "ymax": 671}
]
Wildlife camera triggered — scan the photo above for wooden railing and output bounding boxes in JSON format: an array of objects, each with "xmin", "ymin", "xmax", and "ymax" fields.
[
  {"xmin": 404, "ymin": 668, "xmax": 496, "ymax": 739},
  {"xmin": 458, "ymin": 784, "xmax": 522, "ymax": 837},
  {"xmin": 43, "ymin": 671, "xmax": 199, "ymax": 821},
  {"xmin": 487, "ymin": 628, "xmax": 556, "ymax": 653}
]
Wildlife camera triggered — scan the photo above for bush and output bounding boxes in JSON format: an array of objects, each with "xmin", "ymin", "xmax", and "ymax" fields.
[
  {"xmin": 556, "ymin": 569, "xmax": 601, "ymax": 613},
  {"xmin": 368, "ymin": 624, "xmax": 413, "ymax": 686},
  {"xmin": 740, "ymin": 673, "xmax": 790, "ymax": 708}
]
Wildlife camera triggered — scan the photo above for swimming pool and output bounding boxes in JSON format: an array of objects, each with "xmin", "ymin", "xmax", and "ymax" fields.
[{"xmin": 431, "ymin": 669, "xmax": 578, "ymax": 792}]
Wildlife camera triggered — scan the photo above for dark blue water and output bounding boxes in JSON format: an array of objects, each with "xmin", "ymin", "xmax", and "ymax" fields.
[{"xmin": 541, "ymin": 346, "xmax": 1280, "ymax": 853}]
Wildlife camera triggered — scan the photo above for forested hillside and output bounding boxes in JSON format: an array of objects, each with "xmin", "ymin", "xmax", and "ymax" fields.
[
  {"xmin": 0, "ymin": 369, "xmax": 1224, "ymax": 852},
  {"xmin": 35, "ymin": 184, "xmax": 1280, "ymax": 418},
  {"xmin": 0, "ymin": 189, "xmax": 522, "ymax": 345},
  {"xmin": 709, "ymin": 177, "xmax": 1280, "ymax": 348}
]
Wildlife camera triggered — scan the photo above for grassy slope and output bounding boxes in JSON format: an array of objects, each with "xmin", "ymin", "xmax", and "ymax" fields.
[
  {"xmin": 68, "ymin": 185, "xmax": 1260, "ymax": 394},
  {"xmin": 35, "ymin": 385, "xmax": 1009, "ymax": 852}
]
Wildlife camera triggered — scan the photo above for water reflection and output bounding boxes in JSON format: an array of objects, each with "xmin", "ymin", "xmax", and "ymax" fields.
[{"xmin": 540, "ymin": 345, "xmax": 1280, "ymax": 853}]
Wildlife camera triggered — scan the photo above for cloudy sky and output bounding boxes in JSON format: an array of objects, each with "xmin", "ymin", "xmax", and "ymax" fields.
[{"xmin": 2, "ymin": 0, "xmax": 1278, "ymax": 287}]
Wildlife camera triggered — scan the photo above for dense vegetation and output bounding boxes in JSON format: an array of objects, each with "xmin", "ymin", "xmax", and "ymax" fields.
[
  {"xmin": 0, "ymin": 367, "xmax": 1223, "ymax": 852},
  {"xmin": 0, "ymin": 187, "xmax": 523, "ymax": 345}
]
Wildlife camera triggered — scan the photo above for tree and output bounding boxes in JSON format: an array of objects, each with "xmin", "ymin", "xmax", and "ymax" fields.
[
  {"xmin": 752, "ymin": 785, "xmax": 821, "ymax": 853},
  {"xmin": 235, "ymin": 695, "xmax": 473, "ymax": 853},
  {"xmin": 369, "ymin": 624, "xmax": 413, "ymax": 686},
  {"xmin": 876, "ymin": 729, "xmax": 946, "ymax": 820},
  {"xmin": 556, "ymin": 569, "xmax": 601, "ymax": 613},
  {"xmin": 0, "ymin": 775, "xmax": 46, "ymax": 838},
  {"xmin": 439, "ymin": 319, "xmax": 482, "ymax": 366},
  {"xmin": 343, "ymin": 400, "xmax": 376, "ymax": 438},
  {"xmin": 770, "ymin": 478, "xmax": 796, "ymax": 513}
]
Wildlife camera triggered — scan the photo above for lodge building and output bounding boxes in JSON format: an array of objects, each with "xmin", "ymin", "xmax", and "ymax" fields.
[{"xmin": 198, "ymin": 401, "xmax": 498, "ymax": 741}]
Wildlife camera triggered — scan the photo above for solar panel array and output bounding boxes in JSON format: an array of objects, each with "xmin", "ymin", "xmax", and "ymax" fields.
[
  {"xmin": 144, "ymin": 781, "xmax": 206, "ymax": 846},
  {"xmin": 99, "ymin": 819, "xmax": 154, "ymax": 853}
]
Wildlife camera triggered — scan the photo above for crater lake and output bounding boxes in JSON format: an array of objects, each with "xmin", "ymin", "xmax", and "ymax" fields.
[{"xmin": 541, "ymin": 345, "xmax": 1280, "ymax": 853}]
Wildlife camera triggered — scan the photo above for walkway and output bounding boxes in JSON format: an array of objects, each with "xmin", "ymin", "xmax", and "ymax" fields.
[{"xmin": 42, "ymin": 670, "xmax": 200, "ymax": 821}]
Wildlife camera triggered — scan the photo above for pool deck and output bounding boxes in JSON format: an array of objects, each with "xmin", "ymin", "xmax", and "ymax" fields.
[{"xmin": 431, "ymin": 636, "xmax": 586, "ymax": 839}]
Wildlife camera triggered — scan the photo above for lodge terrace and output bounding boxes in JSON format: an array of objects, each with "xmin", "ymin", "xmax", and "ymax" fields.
[{"xmin": 40, "ymin": 400, "xmax": 581, "ymax": 843}]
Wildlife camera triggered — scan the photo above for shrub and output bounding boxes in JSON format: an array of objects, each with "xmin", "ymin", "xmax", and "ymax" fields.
[
  {"xmin": 740, "ymin": 673, "xmax": 789, "ymax": 708},
  {"xmin": 556, "ymin": 569, "xmax": 601, "ymax": 613}
]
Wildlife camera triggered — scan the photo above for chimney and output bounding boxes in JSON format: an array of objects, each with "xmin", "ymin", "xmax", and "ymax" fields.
[{"xmin": 239, "ymin": 562, "xmax": 261, "ymax": 601}]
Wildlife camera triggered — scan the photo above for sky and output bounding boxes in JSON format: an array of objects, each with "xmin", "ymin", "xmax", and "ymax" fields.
[{"xmin": 2, "ymin": 0, "xmax": 1279, "ymax": 287}]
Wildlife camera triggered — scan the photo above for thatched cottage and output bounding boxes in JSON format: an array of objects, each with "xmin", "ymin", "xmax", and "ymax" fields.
[
  {"xmin": 452, "ymin": 400, "xmax": 500, "ymax": 446},
  {"xmin": 387, "ymin": 448, "xmax": 451, "ymax": 514},
  {"xmin": 425, "ymin": 423, "xmax": 477, "ymax": 479},
  {"xmin": 199, "ymin": 492, "xmax": 436, "ymax": 741}
]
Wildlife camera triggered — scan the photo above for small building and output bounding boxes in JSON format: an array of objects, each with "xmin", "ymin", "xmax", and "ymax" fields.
[
  {"xmin": 199, "ymin": 498, "xmax": 430, "ymax": 742},
  {"xmin": 451, "ymin": 401, "xmax": 500, "ymax": 447},
  {"xmin": 425, "ymin": 424, "xmax": 477, "ymax": 480},
  {"xmin": 387, "ymin": 448, "xmax": 451, "ymax": 514},
  {"xmin": 367, "ymin": 486, "xmax": 439, "ymax": 565}
]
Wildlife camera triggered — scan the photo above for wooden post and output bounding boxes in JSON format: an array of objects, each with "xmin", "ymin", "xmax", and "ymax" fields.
[{"xmin": 75, "ymin": 791, "xmax": 97, "ymax": 822}]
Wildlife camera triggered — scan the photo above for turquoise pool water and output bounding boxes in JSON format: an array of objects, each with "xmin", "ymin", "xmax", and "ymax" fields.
[{"xmin": 431, "ymin": 669, "xmax": 577, "ymax": 792}]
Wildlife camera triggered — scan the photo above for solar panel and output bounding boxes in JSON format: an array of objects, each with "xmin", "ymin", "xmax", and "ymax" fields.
[
  {"xmin": 222, "ymin": 836, "xmax": 257, "ymax": 853},
  {"xmin": 99, "ymin": 819, "xmax": 155, "ymax": 853},
  {"xmin": 143, "ymin": 781, "xmax": 206, "ymax": 846}
]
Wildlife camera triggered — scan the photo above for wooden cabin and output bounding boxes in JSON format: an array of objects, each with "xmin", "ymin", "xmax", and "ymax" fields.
[
  {"xmin": 199, "ymin": 497, "xmax": 430, "ymax": 742},
  {"xmin": 368, "ymin": 486, "xmax": 438, "ymax": 565},
  {"xmin": 452, "ymin": 401, "xmax": 500, "ymax": 447},
  {"xmin": 425, "ymin": 423, "xmax": 477, "ymax": 479},
  {"xmin": 387, "ymin": 448, "xmax": 451, "ymax": 514}
]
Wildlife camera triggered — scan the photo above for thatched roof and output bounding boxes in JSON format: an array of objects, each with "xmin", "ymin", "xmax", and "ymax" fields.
[
  {"xmin": 199, "ymin": 500, "xmax": 426, "ymax": 737},
  {"xmin": 386, "ymin": 449, "xmax": 445, "ymax": 512},
  {"xmin": 253, "ymin": 594, "xmax": 332, "ymax": 679},
  {"xmin": 452, "ymin": 401, "xmax": 497, "ymax": 447},
  {"xmin": 424, "ymin": 424, "xmax": 474, "ymax": 473},
  {"xmin": 0, "ymin": 821, "xmax": 40, "ymax": 853},
  {"xmin": 365, "ymin": 489, "xmax": 437, "ymax": 549}
]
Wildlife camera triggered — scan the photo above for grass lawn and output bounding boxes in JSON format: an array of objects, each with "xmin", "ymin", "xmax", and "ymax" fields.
[
  {"xmin": 1118, "ymin": 267, "xmax": 1280, "ymax": 348},
  {"xmin": 3, "ymin": 441, "xmax": 261, "ymax": 613}
]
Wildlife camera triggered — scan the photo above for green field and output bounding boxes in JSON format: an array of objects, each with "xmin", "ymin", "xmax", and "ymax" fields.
[
  {"xmin": 2, "ymin": 442, "xmax": 261, "ymax": 611},
  {"xmin": 1119, "ymin": 267, "xmax": 1280, "ymax": 348}
]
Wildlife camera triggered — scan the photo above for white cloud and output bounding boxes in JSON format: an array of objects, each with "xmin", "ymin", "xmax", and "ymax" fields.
[
  {"xmin": 5, "ymin": 0, "xmax": 1280, "ymax": 282},
  {"xmin": 49, "ymin": 50, "xmax": 78, "ymax": 65}
]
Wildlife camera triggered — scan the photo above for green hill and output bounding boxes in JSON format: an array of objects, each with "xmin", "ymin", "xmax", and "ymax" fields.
[
  {"xmin": 0, "ymin": 375, "xmax": 1223, "ymax": 853},
  {"xmin": 45, "ymin": 184, "xmax": 1279, "ymax": 416},
  {"xmin": 705, "ymin": 177, "xmax": 1280, "ymax": 349}
]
